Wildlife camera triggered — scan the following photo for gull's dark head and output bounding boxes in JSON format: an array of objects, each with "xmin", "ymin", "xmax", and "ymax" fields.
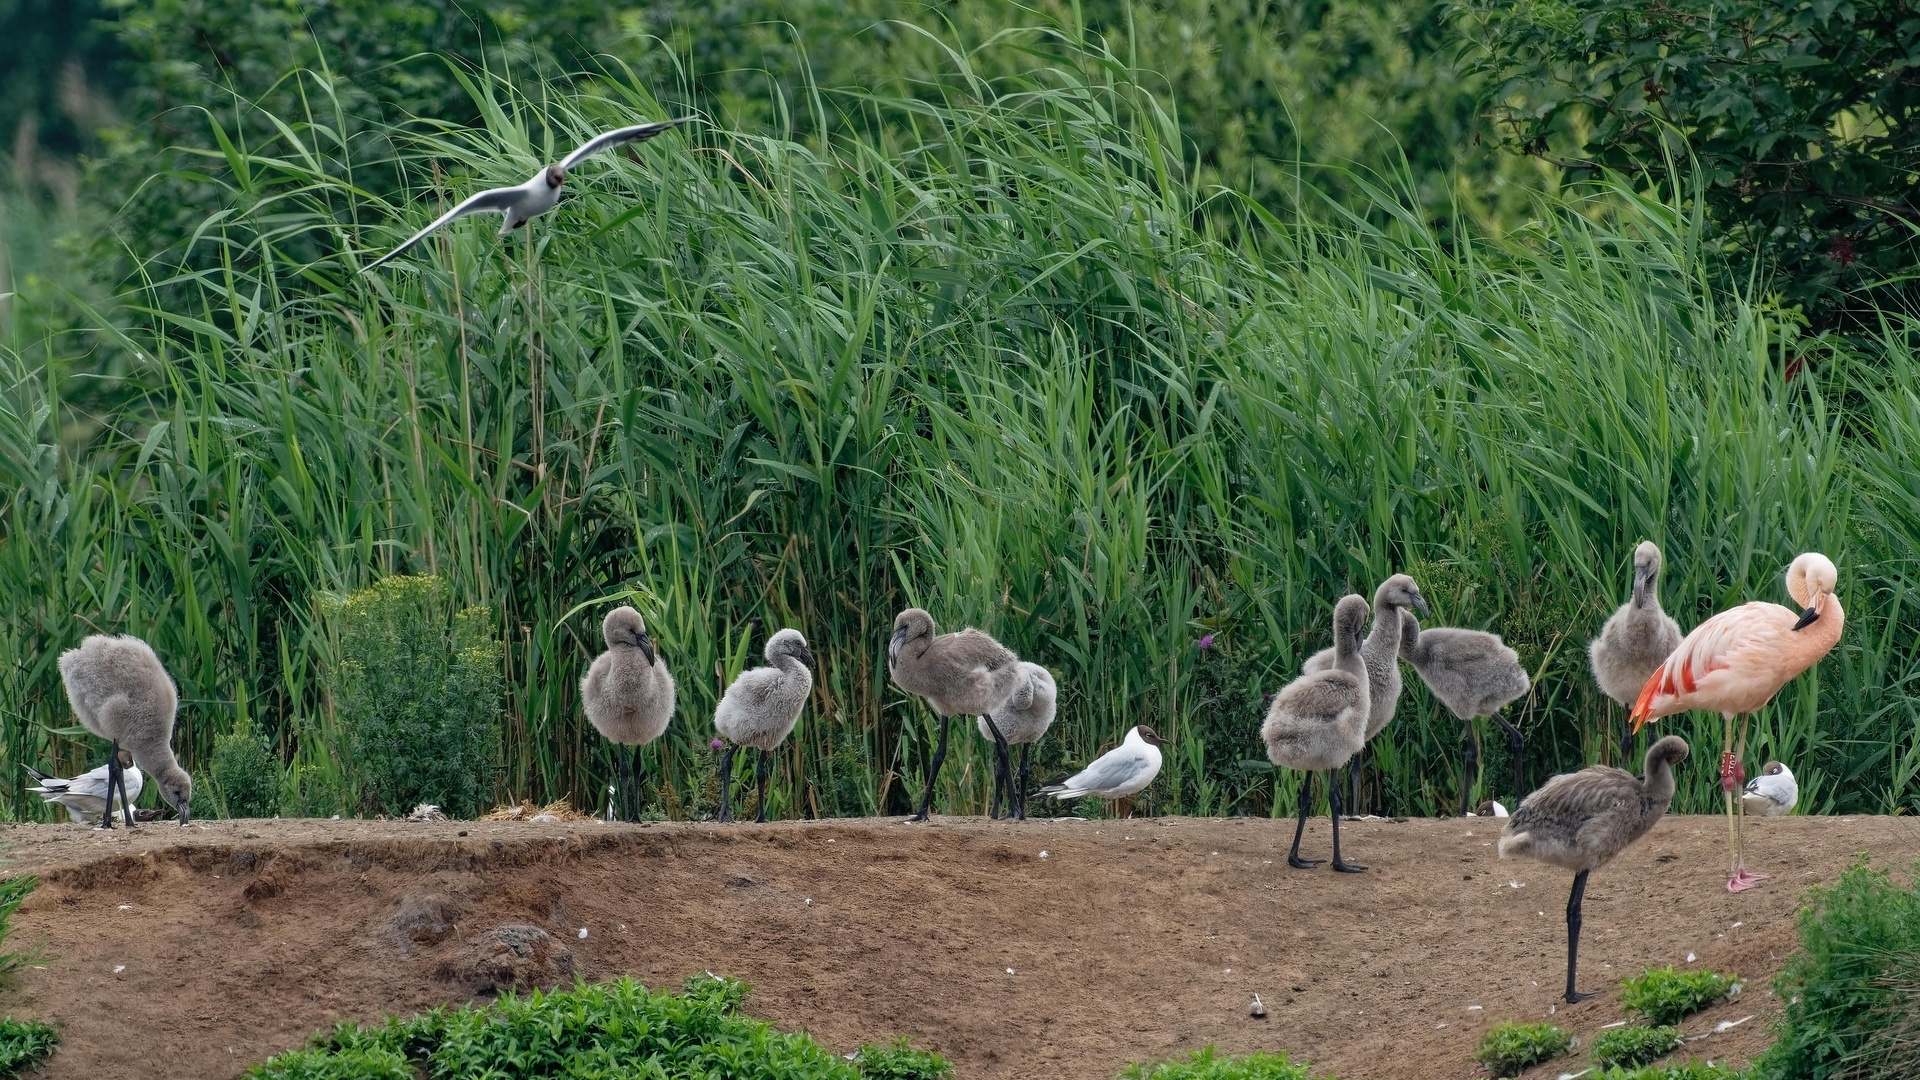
[
  {"xmin": 546, "ymin": 164, "xmax": 567, "ymax": 188},
  {"xmin": 1133, "ymin": 725, "xmax": 1168, "ymax": 748}
]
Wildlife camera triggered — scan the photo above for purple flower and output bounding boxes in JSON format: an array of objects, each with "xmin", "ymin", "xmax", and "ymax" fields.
[
  {"xmin": 1197, "ymin": 633, "xmax": 1216, "ymax": 652},
  {"xmin": 710, "ymin": 738, "xmax": 724, "ymax": 751}
]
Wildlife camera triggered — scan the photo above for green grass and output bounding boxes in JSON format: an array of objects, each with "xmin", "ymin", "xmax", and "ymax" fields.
[
  {"xmin": 1593, "ymin": 1026, "xmax": 1685, "ymax": 1070},
  {"xmin": 1476, "ymin": 1021, "xmax": 1572, "ymax": 1077},
  {"xmin": 1118, "ymin": 1047, "xmax": 1322, "ymax": 1080},
  {"xmin": 245, "ymin": 973, "xmax": 938, "ymax": 1080},
  {"xmin": 1598, "ymin": 1063, "xmax": 1750, "ymax": 1080},
  {"xmin": 1620, "ymin": 967, "xmax": 1738, "ymax": 1027},
  {"xmin": 0, "ymin": 1018, "xmax": 57, "ymax": 1077},
  {"xmin": 852, "ymin": 1038, "xmax": 952, "ymax": 1080},
  {"xmin": 2, "ymin": 27, "xmax": 1917, "ymax": 822},
  {"xmin": 1751, "ymin": 860, "xmax": 1920, "ymax": 1080},
  {"xmin": 0, "ymin": 877, "xmax": 39, "ymax": 979}
]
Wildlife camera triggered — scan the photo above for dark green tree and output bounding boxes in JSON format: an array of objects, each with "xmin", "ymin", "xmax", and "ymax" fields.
[{"xmin": 1464, "ymin": 0, "xmax": 1920, "ymax": 326}]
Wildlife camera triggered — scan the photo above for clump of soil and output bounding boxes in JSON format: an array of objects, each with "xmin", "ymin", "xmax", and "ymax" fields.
[
  {"xmin": 436, "ymin": 924, "xmax": 576, "ymax": 992},
  {"xmin": 0, "ymin": 813, "xmax": 1911, "ymax": 1080}
]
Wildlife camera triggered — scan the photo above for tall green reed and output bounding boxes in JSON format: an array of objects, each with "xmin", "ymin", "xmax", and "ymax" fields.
[{"xmin": 0, "ymin": 35, "xmax": 1911, "ymax": 820}]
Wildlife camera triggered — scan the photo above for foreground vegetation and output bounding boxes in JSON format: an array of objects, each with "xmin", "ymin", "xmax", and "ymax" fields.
[
  {"xmin": 245, "ymin": 974, "xmax": 945, "ymax": 1080},
  {"xmin": 2, "ymin": 28, "xmax": 1917, "ymax": 821}
]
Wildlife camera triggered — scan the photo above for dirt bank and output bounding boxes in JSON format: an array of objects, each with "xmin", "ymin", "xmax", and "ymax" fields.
[{"xmin": 2, "ymin": 813, "xmax": 1915, "ymax": 1080}]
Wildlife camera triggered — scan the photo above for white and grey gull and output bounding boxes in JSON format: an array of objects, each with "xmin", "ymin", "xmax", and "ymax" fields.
[
  {"xmin": 363, "ymin": 119, "xmax": 695, "ymax": 271},
  {"xmin": 1037, "ymin": 725, "xmax": 1168, "ymax": 818},
  {"xmin": 24, "ymin": 751, "xmax": 142, "ymax": 825}
]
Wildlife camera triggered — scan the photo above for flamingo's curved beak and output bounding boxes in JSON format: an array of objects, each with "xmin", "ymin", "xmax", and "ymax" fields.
[
  {"xmin": 1792, "ymin": 605, "xmax": 1820, "ymax": 631},
  {"xmin": 888, "ymin": 625, "xmax": 909, "ymax": 668},
  {"xmin": 636, "ymin": 630, "xmax": 657, "ymax": 666}
]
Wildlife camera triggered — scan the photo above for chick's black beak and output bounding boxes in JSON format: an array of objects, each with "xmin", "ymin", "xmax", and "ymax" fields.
[
  {"xmin": 1412, "ymin": 594, "xmax": 1431, "ymax": 616},
  {"xmin": 637, "ymin": 631, "xmax": 657, "ymax": 666},
  {"xmin": 798, "ymin": 646, "xmax": 817, "ymax": 672},
  {"xmin": 1792, "ymin": 605, "xmax": 1820, "ymax": 631},
  {"xmin": 888, "ymin": 626, "xmax": 909, "ymax": 668}
]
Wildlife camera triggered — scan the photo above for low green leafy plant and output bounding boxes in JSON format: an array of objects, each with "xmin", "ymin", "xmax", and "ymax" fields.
[
  {"xmin": 1592, "ymin": 1026, "xmax": 1684, "ymax": 1070},
  {"xmin": 1118, "ymin": 1047, "xmax": 1319, "ymax": 1079},
  {"xmin": 854, "ymin": 1038, "xmax": 952, "ymax": 1080},
  {"xmin": 247, "ymin": 973, "xmax": 937, "ymax": 1080},
  {"xmin": 1620, "ymin": 966, "xmax": 1738, "ymax": 1026},
  {"xmin": 0, "ymin": 877, "xmax": 42, "ymax": 979},
  {"xmin": 207, "ymin": 717, "xmax": 282, "ymax": 819},
  {"xmin": 0, "ymin": 1018, "xmax": 58, "ymax": 1077},
  {"xmin": 322, "ymin": 576, "xmax": 502, "ymax": 820},
  {"xmin": 1597, "ymin": 1062, "xmax": 1750, "ymax": 1080},
  {"xmin": 1752, "ymin": 860, "xmax": 1920, "ymax": 1080},
  {"xmin": 1476, "ymin": 1021, "xmax": 1573, "ymax": 1078}
]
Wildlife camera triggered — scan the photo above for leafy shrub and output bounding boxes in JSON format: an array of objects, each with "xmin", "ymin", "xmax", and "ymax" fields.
[
  {"xmin": 1598, "ymin": 1063, "xmax": 1750, "ymax": 1080},
  {"xmin": 1476, "ymin": 1021, "xmax": 1573, "ymax": 1078},
  {"xmin": 246, "ymin": 974, "xmax": 892, "ymax": 1079},
  {"xmin": 1118, "ymin": 1047, "xmax": 1318, "ymax": 1080},
  {"xmin": 206, "ymin": 717, "xmax": 281, "ymax": 819},
  {"xmin": 0, "ymin": 877, "xmax": 41, "ymax": 980},
  {"xmin": 854, "ymin": 1038, "xmax": 952, "ymax": 1080},
  {"xmin": 322, "ymin": 576, "xmax": 502, "ymax": 819},
  {"xmin": 1620, "ymin": 966, "xmax": 1738, "ymax": 1026},
  {"xmin": 1593, "ymin": 1026, "xmax": 1684, "ymax": 1070},
  {"xmin": 0, "ymin": 1017, "xmax": 58, "ymax": 1076},
  {"xmin": 1753, "ymin": 861, "xmax": 1920, "ymax": 1080}
]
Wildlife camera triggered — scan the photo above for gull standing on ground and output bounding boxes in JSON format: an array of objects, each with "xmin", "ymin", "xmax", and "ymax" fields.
[
  {"xmin": 1742, "ymin": 761, "xmax": 1798, "ymax": 817},
  {"xmin": 1037, "ymin": 726, "xmax": 1168, "ymax": 819},
  {"xmin": 24, "ymin": 751, "xmax": 142, "ymax": 825},
  {"xmin": 362, "ymin": 118, "xmax": 695, "ymax": 271}
]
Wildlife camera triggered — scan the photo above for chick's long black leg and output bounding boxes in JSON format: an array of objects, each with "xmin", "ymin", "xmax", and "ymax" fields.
[
  {"xmin": 1458, "ymin": 722, "xmax": 1480, "ymax": 817},
  {"xmin": 1565, "ymin": 869, "xmax": 1594, "ymax": 1003},
  {"xmin": 1347, "ymin": 746, "xmax": 1364, "ymax": 819},
  {"xmin": 1015, "ymin": 743, "xmax": 1032, "ymax": 821},
  {"xmin": 1330, "ymin": 770, "xmax": 1365, "ymax": 872},
  {"xmin": 96, "ymin": 747, "xmax": 118, "ymax": 831},
  {"xmin": 911, "ymin": 713, "xmax": 951, "ymax": 823},
  {"xmin": 718, "ymin": 744, "xmax": 737, "ymax": 824},
  {"xmin": 754, "ymin": 748, "xmax": 772, "ymax": 823},
  {"xmin": 983, "ymin": 716, "xmax": 1011, "ymax": 821},
  {"xmin": 1492, "ymin": 709, "xmax": 1526, "ymax": 803},
  {"xmin": 1287, "ymin": 774, "xmax": 1322, "ymax": 869},
  {"xmin": 119, "ymin": 751, "xmax": 137, "ymax": 827}
]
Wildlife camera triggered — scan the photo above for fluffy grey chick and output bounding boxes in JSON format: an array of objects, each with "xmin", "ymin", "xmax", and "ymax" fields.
[
  {"xmin": 713, "ymin": 628, "xmax": 815, "ymax": 824},
  {"xmin": 888, "ymin": 608, "xmax": 1024, "ymax": 822},
  {"xmin": 25, "ymin": 750, "xmax": 141, "ymax": 825},
  {"xmin": 1305, "ymin": 574, "xmax": 1429, "ymax": 814},
  {"xmin": 1589, "ymin": 541, "xmax": 1683, "ymax": 763},
  {"xmin": 974, "ymin": 661, "xmax": 1057, "ymax": 821},
  {"xmin": 1500, "ymin": 735, "xmax": 1689, "ymax": 1003},
  {"xmin": 581, "ymin": 606, "xmax": 676, "ymax": 822},
  {"xmin": 1400, "ymin": 612, "xmax": 1532, "ymax": 815},
  {"xmin": 1264, "ymin": 594, "xmax": 1372, "ymax": 872},
  {"xmin": 58, "ymin": 634, "xmax": 192, "ymax": 827}
]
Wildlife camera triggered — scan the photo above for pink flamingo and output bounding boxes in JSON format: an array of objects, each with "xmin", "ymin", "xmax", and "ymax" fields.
[{"xmin": 1631, "ymin": 552, "xmax": 1841, "ymax": 892}]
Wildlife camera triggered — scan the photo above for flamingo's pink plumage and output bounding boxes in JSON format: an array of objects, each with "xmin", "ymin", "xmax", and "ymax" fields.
[{"xmin": 1628, "ymin": 552, "xmax": 1841, "ymax": 891}]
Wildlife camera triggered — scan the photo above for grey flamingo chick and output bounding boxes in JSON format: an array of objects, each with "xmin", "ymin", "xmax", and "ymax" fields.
[
  {"xmin": 1500, "ymin": 735, "xmax": 1690, "ymax": 1003},
  {"xmin": 1589, "ymin": 542, "xmax": 1683, "ymax": 763},
  {"xmin": 888, "ymin": 608, "xmax": 1025, "ymax": 822},
  {"xmin": 1264, "ymin": 594, "xmax": 1372, "ymax": 872},
  {"xmin": 1400, "ymin": 612, "xmax": 1531, "ymax": 815},
  {"xmin": 976, "ymin": 662, "xmax": 1056, "ymax": 820},
  {"xmin": 24, "ymin": 751, "xmax": 141, "ymax": 825},
  {"xmin": 713, "ymin": 629, "xmax": 815, "ymax": 823},
  {"xmin": 1305, "ymin": 574, "xmax": 1428, "ymax": 814},
  {"xmin": 57, "ymin": 634, "xmax": 193, "ymax": 827},
  {"xmin": 581, "ymin": 607, "xmax": 676, "ymax": 822}
]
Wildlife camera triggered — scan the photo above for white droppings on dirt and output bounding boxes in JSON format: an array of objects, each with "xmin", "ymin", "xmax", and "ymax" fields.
[
  {"xmin": 1039, "ymin": 851, "xmax": 1049, "ymax": 859},
  {"xmin": 117, "ymin": 904, "xmax": 131, "ymax": 910},
  {"xmin": 1687, "ymin": 952, "xmax": 1697, "ymax": 962},
  {"xmin": 1467, "ymin": 1005, "xmax": 1481, "ymax": 1011},
  {"xmin": 577, "ymin": 928, "xmax": 588, "ymax": 939},
  {"xmin": 1005, "ymin": 968, "xmax": 1015, "ymax": 975},
  {"xmin": 1601, "ymin": 1020, "xmax": 1628, "ymax": 1029},
  {"xmin": 1715, "ymin": 1016, "xmax": 1754, "ymax": 1033},
  {"xmin": 113, "ymin": 965, "xmax": 125, "ymax": 974}
]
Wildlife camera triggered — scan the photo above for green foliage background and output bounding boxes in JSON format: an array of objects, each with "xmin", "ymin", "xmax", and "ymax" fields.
[{"xmin": 0, "ymin": 4, "xmax": 1916, "ymax": 823}]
